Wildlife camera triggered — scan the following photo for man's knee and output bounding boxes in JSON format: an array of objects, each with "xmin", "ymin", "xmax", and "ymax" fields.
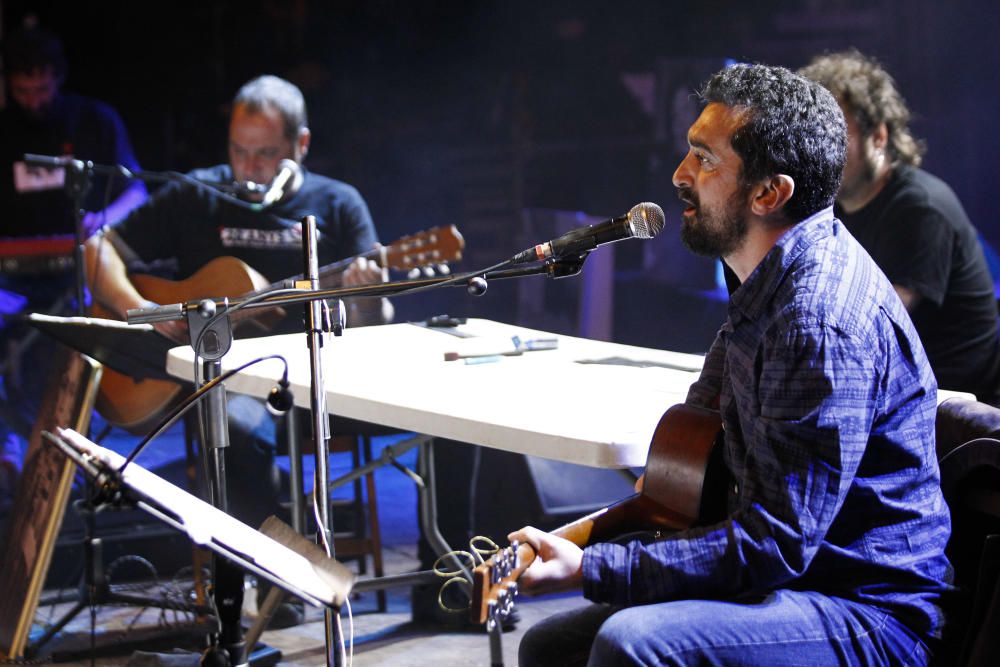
[
  {"xmin": 590, "ymin": 606, "xmax": 686, "ymax": 666},
  {"xmin": 518, "ymin": 622, "xmax": 550, "ymax": 667},
  {"xmin": 590, "ymin": 611, "xmax": 644, "ymax": 666},
  {"xmin": 518, "ymin": 604, "xmax": 610, "ymax": 667}
]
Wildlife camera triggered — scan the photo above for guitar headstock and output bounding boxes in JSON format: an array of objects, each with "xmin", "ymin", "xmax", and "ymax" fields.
[
  {"xmin": 470, "ymin": 540, "xmax": 535, "ymax": 630},
  {"xmin": 382, "ymin": 225, "xmax": 464, "ymax": 274}
]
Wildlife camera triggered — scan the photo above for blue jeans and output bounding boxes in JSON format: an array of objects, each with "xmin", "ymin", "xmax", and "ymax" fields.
[{"xmin": 518, "ymin": 590, "xmax": 930, "ymax": 666}]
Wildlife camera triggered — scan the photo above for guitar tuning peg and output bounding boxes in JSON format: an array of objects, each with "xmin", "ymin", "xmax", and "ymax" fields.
[
  {"xmin": 407, "ymin": 267, "xmax": 421, "ymax": 280},
  {"xmin": 422, "ymin": 266, "xmax": 435, "ymax": 278},
  {"xmin": 436, "ymin": 263, "xmax": 451, "ymax": 275},
  {"xmin": 487, "ymin": 599, "xmax": 499, "ymax": 629}
]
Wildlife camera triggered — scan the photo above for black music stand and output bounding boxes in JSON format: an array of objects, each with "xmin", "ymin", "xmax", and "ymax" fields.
[
  {"xmin": 19, "ymin": 316, "xmax": 205, "ymax": 659},
  {"xmin": 44, "ymin": 428, "xmax": 353, "ymax": 660},
  {"xmin": 25, "ymin": 313, "xmax": 279, "ymax": 665},
  {"xmin": 26, "ymin": 313, "xmax": 175, "ymax": 382},
  {"xmin": 47, "ymin": 428, "xmax": 354, "ymax": 607}
]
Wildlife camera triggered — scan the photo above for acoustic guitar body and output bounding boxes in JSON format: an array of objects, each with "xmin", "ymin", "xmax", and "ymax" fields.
[{"xmin": 91, "ymin": 256, "xmax": 271, "ymax": 433}]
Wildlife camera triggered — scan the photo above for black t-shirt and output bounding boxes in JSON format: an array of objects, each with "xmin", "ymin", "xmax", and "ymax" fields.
[
  {"xmin": 113, "ymin": 164, "xmax": 379, "ymax": 333},
  {"xmin": 0, "ymin": 93, "xmax": 140, "ymax": 238},
  {"xmin": 837, "ymin": 166, "xmax": 1000, "ymax": 402},
  {"xmin": 115, "ymin": 164, "xmax": 378, "ymax": 284}
]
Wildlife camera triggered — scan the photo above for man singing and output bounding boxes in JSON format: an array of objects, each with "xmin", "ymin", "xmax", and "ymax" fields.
[{"xmin": 513, "ymin": 63, "xmax": 952, "ymax": 666}]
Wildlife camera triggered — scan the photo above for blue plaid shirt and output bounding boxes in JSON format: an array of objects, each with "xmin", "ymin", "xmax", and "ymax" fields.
[{"xmin": 583, "ymin": 208, "xmax": 953, "ymax": 641}]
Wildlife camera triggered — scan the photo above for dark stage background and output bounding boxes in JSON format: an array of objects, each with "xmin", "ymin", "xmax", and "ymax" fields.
[{"xmin": 3, "ymin": 0, "xmax": 998, "ymax": 352}]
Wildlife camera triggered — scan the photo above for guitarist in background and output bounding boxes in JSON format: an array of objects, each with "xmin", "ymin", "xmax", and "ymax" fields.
[
  {"xmin": 85, "ymin": 74, "xmax": 391, "ymax": 627},
  {"xmin": 86, "ymin": 73, "xmax": 391, "ymax": 339},
  {"xmin": 513, "ymin": 64, "xmax": 952, "ymax": 666}
]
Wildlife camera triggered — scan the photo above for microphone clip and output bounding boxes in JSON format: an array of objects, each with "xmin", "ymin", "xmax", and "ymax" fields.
[{"xmin": 544, "ymin": 252, "xmax": 590, "ymax": 279}]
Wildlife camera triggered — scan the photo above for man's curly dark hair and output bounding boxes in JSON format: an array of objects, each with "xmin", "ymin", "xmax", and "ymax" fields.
[
  {"xmin": 701, "ymin": 63, "xmax": 847, "ymax": 223},
  {"xmin": 799, "ymin": 49, "xmax": 925, "ymax": 168}
]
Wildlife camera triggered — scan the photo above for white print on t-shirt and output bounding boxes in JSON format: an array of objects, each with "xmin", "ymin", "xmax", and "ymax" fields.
[
  {"xmin": 219, "ymin": 224, "xmax": 315, "ymax": 249},
  {"xmin": 13, "ymin": 161, "xmax": 66, "ymax": 192}
]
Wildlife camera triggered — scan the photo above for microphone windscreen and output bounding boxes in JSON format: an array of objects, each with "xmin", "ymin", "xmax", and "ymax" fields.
[
  {"xmin": 277, "ymin": 158, "xmax": 299, "ymax": 177},
  {"xmin": 266, "ymin": 382, "xmax": 294, "ymax": 414},
  {"xmin": 629, "ymin": 202, "xmax": 665, "ymax": 239}
]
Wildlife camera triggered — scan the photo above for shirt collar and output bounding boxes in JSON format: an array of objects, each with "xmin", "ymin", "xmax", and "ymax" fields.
[{"xmin": 726, "ymin": 206, "xmax": 837, "ymax": 326}]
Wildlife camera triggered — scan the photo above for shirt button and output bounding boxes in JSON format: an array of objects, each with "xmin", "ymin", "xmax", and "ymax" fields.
[{"xmin": 733, "ymin": 483, "xmax": 739, "ymax": 495}]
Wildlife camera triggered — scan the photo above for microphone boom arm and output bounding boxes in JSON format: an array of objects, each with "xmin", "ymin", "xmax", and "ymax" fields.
[{"xmin": 126, "ymin": 255, "xmax": 590, "ymax": 326}]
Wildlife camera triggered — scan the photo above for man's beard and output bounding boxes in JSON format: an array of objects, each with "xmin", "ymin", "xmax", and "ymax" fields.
[
  {"xmin": 838, "ymin": 151, "xmax": 880, "ymax": 204},
  {"xmin": 678, "ymin": 186, "xmax": 749, "ymax": 258}
]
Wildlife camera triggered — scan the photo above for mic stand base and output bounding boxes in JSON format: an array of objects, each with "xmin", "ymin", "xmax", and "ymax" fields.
[
  {"xmin": 200, "ymin": 643, "xmax": 282, "ymax": 667},
  {"xmin": 26, "ymin": 500, "xmax": 215, "ymax": 660}
]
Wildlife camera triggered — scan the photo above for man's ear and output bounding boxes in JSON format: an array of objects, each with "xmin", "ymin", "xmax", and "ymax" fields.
[
  {"xmin": 750, "ymin": 174, "xmax": 795, "ymax": 217},
  {"xmin": 297, "ymin": 127, "xmax": 311, "ymax": 161},
  {"xmin": 871, "ymin": 122, "xmax": 889, "ymax": 151}
]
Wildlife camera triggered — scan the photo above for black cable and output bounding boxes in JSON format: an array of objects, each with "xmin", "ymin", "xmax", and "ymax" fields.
[
  {"xmin": 118, "ymin": 354, "xmax": 289, "ymax": 473},
  {"xmin": 107, "ymin": 164, "xmax": 269, "ymax": 213},
  {"xmin": 189, "ymin": 286, "xmax": 305, "ymax": 388}
]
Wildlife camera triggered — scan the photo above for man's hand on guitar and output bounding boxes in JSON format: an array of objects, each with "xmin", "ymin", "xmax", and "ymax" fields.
[
  {"xmin": 507, "ymin": 525, "xmax": 584, "ymax": 595},
  {"xmin": 152, "ymin": 317, "xmax": 189, "ymax": 344},
  {"xmin": 136, "ymin": 300, "xmax": 188, "ymax": 343},
  {"xmin": 342, "ymin": 253, "xmax": 387, "ymax": 286}
]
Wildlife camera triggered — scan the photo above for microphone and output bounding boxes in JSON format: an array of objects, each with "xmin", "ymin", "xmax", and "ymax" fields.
[
  {"xmin": 23, "ymin": 152, "xmax": 89, "ymax": 172},
  {"xmin": 266, "ymin": 374, "xmax": 295, "ymax": 414},
  {"xmin": 512, "ymin": 202, "xmax": 665, "ymax": 264},
  {"xmin": 260, "ymin": 159, "xmax": 300, "ymax": 207}
]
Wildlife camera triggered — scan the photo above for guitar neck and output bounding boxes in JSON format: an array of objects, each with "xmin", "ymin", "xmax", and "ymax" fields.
[
  {"xmin": 277, "ymin": 246, "xmax": 383, "ymax": 289},
  {"xmin": 271, "ymin": 225, "xmax": 463, "ymax": 290},
  {"xmin": 471, "ymin": 495, "xmax": 645, "ymax": 624},
  {"xmin": 532, "ymin": 491, "xmax": 685, "ymax": 555}
]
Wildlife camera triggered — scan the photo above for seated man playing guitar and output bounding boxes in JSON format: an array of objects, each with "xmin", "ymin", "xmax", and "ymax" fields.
[
  {"xmin": 86, "ymin": 74, "xmax": 391, "ymax": 348},
  {"xmin": 509, "ymin": 64, "xmax": 952, "ymax": 665},
  {"xmin": 86, "ymin": 76, "xmax": 399, "ymax": 435},
  {"xmin": 84, "ymin": 74, "xmax": 393, "ymax": 627}
]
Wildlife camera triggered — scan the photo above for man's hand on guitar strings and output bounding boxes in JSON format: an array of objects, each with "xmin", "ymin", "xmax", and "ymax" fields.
[
  {"xmin": 342, "ymin": 252, "xmax": 387, "ymax": 286},
  {"xmin": 508, "ymin": 525, "xmax": 583, "ymax": 595},
  {"xmin": 141, "ymin": 300, "xmax": 189, "ymax": 343}
]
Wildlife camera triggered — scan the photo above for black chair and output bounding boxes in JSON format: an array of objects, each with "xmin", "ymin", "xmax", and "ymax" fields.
[{"xmin": 934, "ymin": 397, "xmax": 1000, "ymax": 666}]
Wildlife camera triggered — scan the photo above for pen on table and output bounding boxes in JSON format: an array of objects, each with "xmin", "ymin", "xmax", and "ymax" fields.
[
  {"xmin": 443, "ymin": 349, "xmax": 524, "ymax": 362},
  {"xmin": 462, "ymin": 355, "xmax": 503, "ymax": 365},
  {"xmin": 515, "ymin": 337, "xmax": 558, "ymax": 351}
]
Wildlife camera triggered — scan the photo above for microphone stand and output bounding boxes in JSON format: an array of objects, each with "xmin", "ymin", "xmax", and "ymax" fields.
[
  {"xmin": 127, "ymin": 248, "xmax": 592, "ymax": 667},
  {"xmin": 59, "ymin": 159, "xmax": 91, "ymax": 316},
  {"xmin": 183, "ymin": 302, "xmax": 249, "ymax": 666},
  {"xmin": 299, "ymin": 216, "xmax": 342, "ymax": 666}
]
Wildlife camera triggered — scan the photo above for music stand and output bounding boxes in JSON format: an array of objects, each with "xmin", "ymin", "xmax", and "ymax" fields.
[
  {"xmin": 20, "ymin": 316, "xmax": 203, "ymax": 659},
  {"xmin": 26, "ymin": 313, "xmax": 176, "ymax": 382},
  {"xmin": 46, "ymin": 428, "xmax": 354, "ymax": 607}
]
